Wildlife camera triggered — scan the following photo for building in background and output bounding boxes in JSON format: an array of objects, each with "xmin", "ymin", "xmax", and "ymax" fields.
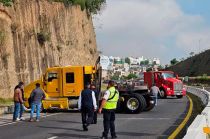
[{"xmin": 100, "ymin": 55, "xmax": 161, "ymax": 80}]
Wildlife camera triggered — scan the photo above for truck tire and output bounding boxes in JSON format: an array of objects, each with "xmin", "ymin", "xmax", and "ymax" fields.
[
  {"xmin": 176, "ymin": 95, "xmax": 183, "ymax": 99},
  {"xmin": 159, "ymin": 89, "xmax": 166, "ymax": 99},
  {"xmin": 125, "ymin": 93, "xmax": 146, "ymax": 114},
  {"xmin": 144, "ymin": 95, "xmax": 155, "ymax": 111}
]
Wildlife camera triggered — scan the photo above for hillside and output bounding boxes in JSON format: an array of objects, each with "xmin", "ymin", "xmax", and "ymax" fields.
[
  {"xmin": 0, "ymin": 0, "xmax": 99, "ymax": 98},
  {"xmin": 166, "ymin": 49, "xmax": 210, "ymax": 77}
]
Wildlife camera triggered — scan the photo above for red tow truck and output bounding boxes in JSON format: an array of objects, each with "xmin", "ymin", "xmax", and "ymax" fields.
[{"xmin": 144, "ymin": 71, "xmax": 186, "ymax": 99}]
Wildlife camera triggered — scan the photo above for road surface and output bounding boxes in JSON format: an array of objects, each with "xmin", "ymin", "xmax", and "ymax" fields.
[{"xmin": 0, "ymin": 96, "xmax": 189, "ymax": 139}]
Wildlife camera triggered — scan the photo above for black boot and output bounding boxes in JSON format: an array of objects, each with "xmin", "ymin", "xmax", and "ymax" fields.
[
  {"xmin": 83, "ymin": 124, "xmax": 88, "ymax": 131},
  {"xmin": 101, "ymin": 133, "xmax": 108, "ymax": 139}
]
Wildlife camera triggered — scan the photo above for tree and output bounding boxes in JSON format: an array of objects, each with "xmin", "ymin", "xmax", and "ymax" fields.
[
  {"xmin": 189, "ymin": 52, "xmax": 194, "ymax": 57},
  {"xmin": 127, "ymin": 73, "xmax": 138, "ymax": 80},
  {"xmin": 125, "ymin": 57, "xmax": 130, "ymax": 65},
  {"xmin": 111, "ymin": 75, "xmax": 119, "ymax": 80},
  {"xmin": 145, "ymin": 60, "xmax": 149, "ymax": 65},
  {"xmin": 170, "ymin": 58, "xmax": 179, "ymax": 65}
]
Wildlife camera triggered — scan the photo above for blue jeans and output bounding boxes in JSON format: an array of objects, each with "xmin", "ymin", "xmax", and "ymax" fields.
[
  {"xmin": 19, "ymin": 104, "xmax": 24, "ymax": 118},
  {"xmin": 30, "ymin": 103, "xmax": 41, "ymax": 120},
  {"xmin": 13, "ymin": 102, "xmax": 20, "ymax": 120}
]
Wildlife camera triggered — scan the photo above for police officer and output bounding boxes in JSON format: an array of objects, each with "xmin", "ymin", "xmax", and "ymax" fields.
[
  {"xmin": 78, "ymin": 83, "xmax": 97, "ymax": 131},
  {"xmin": 99, "ymin": 80, "xmax": 119, "ymax": 139}
]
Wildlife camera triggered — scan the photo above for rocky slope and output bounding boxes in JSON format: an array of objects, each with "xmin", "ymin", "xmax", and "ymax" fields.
[{"xmin": 0, "ymin": 0, "xmax": 98, "ymax": 98}]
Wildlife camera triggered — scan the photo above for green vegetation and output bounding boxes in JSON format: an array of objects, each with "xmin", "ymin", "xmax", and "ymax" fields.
[
  {"xmin": 0, "ymin": 97, "xmax": 13, "ymax": 106},
  {"xmin": 111, "ymin": 73, "xmax": 138, "ymax": 81},
  {"xmin": 125, "ymin": 57, "xmax": 130, "ymax": 65},
  {"xmin": 111, "ymin": 74, "xmax": 119, "ymax": 81},
  {"xmin": 170, "ymin": 58, "xmax": 179, "ymax": 65},
  {"xmin": 140, "ymin": 60, "xmax": 149, "ymax": 65},
  {"xmin": 37, "ymin": 31, "xmax": 51, "ymax": 45},
  {"xmin": 0, "ymin": 0, "xmax": 12, "ymax": 6},
  {"xmin": 127, "ymin": 73, "xmax": 138, "ymax": 80},
  {"xmin": 52, "ymin": 0, "xmax": 105, "ymax": 14},
  {"xmin": 194, "ymin": 74, "xmax": 210, "ymax": 84}
]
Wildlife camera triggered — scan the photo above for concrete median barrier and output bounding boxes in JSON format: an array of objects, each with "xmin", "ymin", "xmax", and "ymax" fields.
[{"xmin": 184, "ymin": 86, "xmax": 210, "ymax": 139}]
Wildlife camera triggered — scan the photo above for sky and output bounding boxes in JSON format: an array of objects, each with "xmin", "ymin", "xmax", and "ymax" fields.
[{"xmin": 93, "ymin": 0, "xmax": 210, "ymax": 65}]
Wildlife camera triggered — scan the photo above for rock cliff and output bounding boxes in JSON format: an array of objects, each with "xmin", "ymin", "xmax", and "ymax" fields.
[{"xmin": 0, "ymin": 0, "xmax": 98, "ymax": 98}]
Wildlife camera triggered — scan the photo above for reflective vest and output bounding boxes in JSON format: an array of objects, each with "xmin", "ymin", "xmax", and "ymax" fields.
[{"xmin": 103, "ymin": 87, "xmax": 119, "ymax": 109}]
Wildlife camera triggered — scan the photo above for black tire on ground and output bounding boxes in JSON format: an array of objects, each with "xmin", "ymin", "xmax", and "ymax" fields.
[
  {"xmin": 159, "ymin": 89, "xmax": 167, "ymax": 99},
  {"xmin": 176, "ymin": 95, "xmax": 183, "ymax": 99},
  {"xmin": 143, "ymin": 95, "xmax": 155, "ymax": 111},
  {"xmin": 124, "ymin": 93, "xmax": 146, "ymax": 114}
]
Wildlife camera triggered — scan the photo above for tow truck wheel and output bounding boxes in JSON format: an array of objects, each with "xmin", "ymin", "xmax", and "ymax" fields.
[
  {"xmin": 125, "ymin": 93, "xmax": 146, "ymax": 113},
  {"xmin": 176, "ymin": 95, "xmax": 183, "ymax": 99},
  {"xmin": 159, "ymin": 90, "xmax": 166, "ymax": 99}
]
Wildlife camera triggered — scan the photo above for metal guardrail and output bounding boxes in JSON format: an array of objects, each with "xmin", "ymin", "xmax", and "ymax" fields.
[
  {"xmin": 184, "ymin": 86, "xmax": 210, "ymax": 139},
  {"xmin": 186, "ymin": 86, "xmax": 209, "ymax": 106}
]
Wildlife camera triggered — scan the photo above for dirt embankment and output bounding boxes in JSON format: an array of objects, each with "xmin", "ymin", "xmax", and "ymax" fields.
[{"xmin": 166, "ymin": 49, "xmax": 210, "ymax": 77}]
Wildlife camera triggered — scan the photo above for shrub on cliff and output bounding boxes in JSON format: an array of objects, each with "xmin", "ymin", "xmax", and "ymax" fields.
[
  {"xmin": 0, "ymin": 0, "xmax": 13, "ymax": 6},
  {"xmin": 52, "ymin": 0, "xmax": 106, "ymax": 14}
]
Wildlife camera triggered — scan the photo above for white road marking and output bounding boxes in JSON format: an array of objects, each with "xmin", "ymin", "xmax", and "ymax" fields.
[
  {"xmin": 0, "ymin": 113, "xmax": 60, "ymax": 127},
  {"xmin": 98, "ymin": 117, "xmax": 171, "ymax": 120},
  {"xmin": 0, "ymin": 121, "xmax": 18, "ymax": 127},
  {"xmin": 48, "ymin": 136, "xmax": 58, "ymax": 139}
]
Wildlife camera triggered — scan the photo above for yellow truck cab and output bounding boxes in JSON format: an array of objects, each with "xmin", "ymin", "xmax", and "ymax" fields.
[{"xmin": 24, "ymin": 65, "xmax": 101, "ymax": 110}]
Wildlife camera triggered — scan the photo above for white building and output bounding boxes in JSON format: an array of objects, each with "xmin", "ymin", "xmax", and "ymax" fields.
[
  {"xmin": 100, "ymin": 55, "xmax": 110, "ymax": 70},
  {"xmin": 153, "ymin": 58, "xmax": 161, "ymax": 65},
  {"xmin": 129, "ymin": 57, "xmax": 140, "ymax": 65}
]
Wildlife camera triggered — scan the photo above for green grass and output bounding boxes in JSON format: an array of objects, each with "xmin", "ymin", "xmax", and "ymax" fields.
[{"xmin": 0, "ymin": 98, "xmax": 13, "ymax": 106}]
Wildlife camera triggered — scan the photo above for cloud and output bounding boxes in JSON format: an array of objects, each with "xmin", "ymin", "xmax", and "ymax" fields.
[{"xmin": 93, "ymin": 0, "xmax": 210, "ymax": 64}]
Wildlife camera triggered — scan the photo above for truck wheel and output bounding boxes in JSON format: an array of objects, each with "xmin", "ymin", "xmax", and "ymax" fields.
[
  {"xmin": 144, "ymin": 96, "xmax": 155, "ymax": 111},
  {"xmin": 176, "ymin": 95, "xmax": 183, "ymax": 99},
  {"xmin": 125, "ymin": 93, "xmax": 146, "ymax": 114},
  {"xmin": 159, "ymin": 90, "xmax": 166, "ymax": 99}
]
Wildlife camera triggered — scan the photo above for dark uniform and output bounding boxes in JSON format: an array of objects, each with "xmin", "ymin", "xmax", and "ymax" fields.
[
  {"xmin": 78, "ymin": 87, "xmax": 97, "ymax": 131},
  {"xmin": 91, "ymin": 85, "xmax": 99, "ymax": 124}
]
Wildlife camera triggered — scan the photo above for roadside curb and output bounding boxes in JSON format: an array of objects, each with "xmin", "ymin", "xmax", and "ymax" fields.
[{"xmin": 168, "ymin": 95, "xmax": 193, "ymax": 139}]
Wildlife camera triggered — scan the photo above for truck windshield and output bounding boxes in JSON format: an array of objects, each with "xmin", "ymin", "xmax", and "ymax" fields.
[{"xmin": 161, "ymin": 73, "xmax": 175, "ymax": 79}]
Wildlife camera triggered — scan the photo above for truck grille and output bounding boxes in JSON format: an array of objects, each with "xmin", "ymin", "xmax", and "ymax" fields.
[{"xmin": 174, "ymin": 82, "xmax": 183, "ymax": 91}]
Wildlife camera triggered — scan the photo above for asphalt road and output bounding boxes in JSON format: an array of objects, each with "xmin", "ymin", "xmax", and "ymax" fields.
[{"xmin": 0, "ymin": 96, "xmax": 189, "ymax": 139}]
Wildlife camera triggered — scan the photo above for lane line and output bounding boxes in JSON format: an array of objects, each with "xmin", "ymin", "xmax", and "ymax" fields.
[
  {"xmin": 0, "ymin": 113, "xmax": 60, "ymax": 127},
  {"xmin": 48, "ymin": 136, "xmax": 58, "ymax": 139},
  {"xmin": 168, "ymin": 95, "xmax": 193, "ymax": 139},
  {"xmin": 97, "ymin": 117, "xmax": 171, "ymax": 120}
]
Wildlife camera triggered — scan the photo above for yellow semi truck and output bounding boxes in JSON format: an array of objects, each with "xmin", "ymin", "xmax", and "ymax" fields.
[{"xmin": 24, "ymin": 65, "xmax": 102, "ymax": 110}]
